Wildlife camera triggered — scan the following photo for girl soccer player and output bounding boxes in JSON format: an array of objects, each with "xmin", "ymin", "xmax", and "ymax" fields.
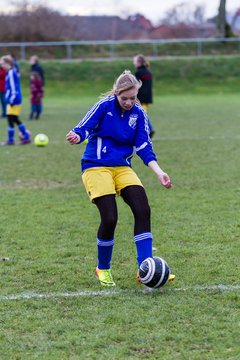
[
  {"xmin": 1, "ymin": 55, "xmax": 31, "ymax": 146},
  {"xmin": 66, "ymin": 70, "xmax": 174, "ymax": 286}
]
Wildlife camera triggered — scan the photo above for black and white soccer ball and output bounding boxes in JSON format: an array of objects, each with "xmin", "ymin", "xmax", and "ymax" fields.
[{"xmin": 139, "ymin": 256, "xmax": 170, "ymax": 288}]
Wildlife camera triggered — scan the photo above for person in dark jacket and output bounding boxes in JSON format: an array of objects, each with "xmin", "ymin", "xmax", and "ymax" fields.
[
  {"xmin": 133, "ymin": 54, "xmax": 155, "ymax": 138},
  {"xmin": 29, "ymin": 55, "xmax": 45, "ymax": 86},
  {"xmin": 10, "ymin": 54, "xmax": 20, "ymax": 75}
]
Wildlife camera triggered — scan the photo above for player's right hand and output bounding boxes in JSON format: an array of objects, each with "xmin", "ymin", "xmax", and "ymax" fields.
[{"xmin": 66, "ymin": 131, "xmax": 80, "ymax": 144}]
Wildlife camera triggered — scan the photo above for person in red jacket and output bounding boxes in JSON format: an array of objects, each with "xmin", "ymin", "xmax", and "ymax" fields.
[
  {"xmin": 0, "ymin": 61, "xmax": 7, "ymax": 118},
  {"xmin": 29, "ymin": 71, "xmax": 44, "ymax": 120}
]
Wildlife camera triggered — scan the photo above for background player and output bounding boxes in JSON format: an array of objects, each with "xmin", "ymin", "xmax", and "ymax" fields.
[{"xmin": 1, "ymin": 55, "xmax": 31, "ymax": 146}]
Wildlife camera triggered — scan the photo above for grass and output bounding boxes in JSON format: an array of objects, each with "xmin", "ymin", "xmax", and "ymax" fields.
[
  {"xmin": 0, "ymin": 78, "xmax": 239, "ymax": 359},
  {"xmin": 18, "ymin": 56, "xmax": 240, "ymax": 95}
]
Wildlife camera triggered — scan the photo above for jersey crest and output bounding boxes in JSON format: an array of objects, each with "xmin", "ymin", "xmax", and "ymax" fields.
[{"xmin": 128, "ymin": 114, "xmax": 138, "ymax": 129}]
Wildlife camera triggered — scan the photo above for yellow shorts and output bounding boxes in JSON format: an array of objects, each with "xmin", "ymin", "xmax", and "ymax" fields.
[
  {"xmin": 82, "ymin": 166, "xmax": 143, "ymax": 202},
  {"xmin": 141, "ymin": 103, "xmax": 149, "ymax": 112},
  {"xmin": 7, "ymin": 105, "xmax": 21, "ymax": 116}
]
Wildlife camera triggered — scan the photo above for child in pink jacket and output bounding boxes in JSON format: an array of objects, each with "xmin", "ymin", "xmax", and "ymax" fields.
[{"xmin": 29, "ymin": 71, "xmax": 44, "ymax": 120}]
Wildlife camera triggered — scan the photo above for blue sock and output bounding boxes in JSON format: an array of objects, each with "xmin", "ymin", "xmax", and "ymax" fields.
[
  {"xmin": 8, "ymin": 127, "xmax": 15, "ymax": 142},
  {"xmin": 134, "ymin": 232, "xmax": 153, "ymax": 267},
  {"xmin": 18, "ymin": 124, "xmax": 29, "ymax": 139},
  {"xmin": 97, "ymin": 238, "xmax": 114, "ymax": 270}
]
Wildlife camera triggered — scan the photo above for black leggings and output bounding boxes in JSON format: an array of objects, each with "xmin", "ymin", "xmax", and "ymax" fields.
[
  {"xmin": 7, "ymin": 114, "xmax": 21, "ymax": 127},
  {"xmin": 94, "ymin": 185, "xmax": 151, "ymax": 240}
]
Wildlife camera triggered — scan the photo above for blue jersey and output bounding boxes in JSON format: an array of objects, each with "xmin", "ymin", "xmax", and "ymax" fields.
[
  {"xmin": 72, "ymin": 95, "xmax": 157, "ymax": 171},
  {"xmin": 5, "ymin": 67, "xmax": 22, "ymax": 106}
]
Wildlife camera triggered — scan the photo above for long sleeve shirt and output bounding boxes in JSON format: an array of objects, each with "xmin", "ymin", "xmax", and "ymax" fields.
[
  {"xmin": 5, "ymin": 67, "xmax": 22, "ymax": 106},
  {"xmin": 72, "ymin": 95, "xmax": 157, "ymax": 172}
]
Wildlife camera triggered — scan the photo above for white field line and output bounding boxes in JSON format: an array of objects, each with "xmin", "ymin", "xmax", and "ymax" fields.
[
  {"xmin": 0, "ymin": 284, "xmax": 239, "ymax": 301},
  {"xmin": 0, "ymin": 290, "xmax": 119, "ymax": 301}
]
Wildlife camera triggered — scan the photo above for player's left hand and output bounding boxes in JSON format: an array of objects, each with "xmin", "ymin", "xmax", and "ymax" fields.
[{"xmin": 158, "ymin": 172, "xmax": 172, "ymax": 189}]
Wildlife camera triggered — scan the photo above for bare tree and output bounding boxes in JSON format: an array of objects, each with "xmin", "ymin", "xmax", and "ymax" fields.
[
  {"xmin": 217, "ymin": 0, "xmax": 226, "ymax": 37},
  {"xmin": 217, "ymin": 0, "xmax": 234, "ymax": 37},
  {"xmin": 160, "ymin": 2, "xmax": 206, "ymax": 25},
  {"xmin": 0, "ymin": 0, "xmax": 68, "ymax": 42}
]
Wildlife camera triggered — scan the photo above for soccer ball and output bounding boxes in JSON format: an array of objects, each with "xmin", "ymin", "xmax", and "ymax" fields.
[
  {"xmin": 139, "ymin": 256, "xmax": 170, "ymax": 288},
  {"xmin": 34, "ymin": 133, "xmax": 49, "ymax": 147}
]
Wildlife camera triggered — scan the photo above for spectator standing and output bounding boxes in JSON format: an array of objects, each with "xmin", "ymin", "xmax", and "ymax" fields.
[
  {"xmin": 29, "ymin": 71, "xmax": 44, "ymax": 120},
  {"xmin": 0, "ymin": 55, "xmax": 31, "ymax": 146},
  {"xmin": 0, "ymin": 60, "xmax": 7, "ymax": 118},
  {"xmin": 11, "ymin": 54, "xmax": 20, "ymax": 75},
  {"xmin": 29, "ymin": 55, "xmax": 45, "ymax": 86},
  {"xmin": 133, "ymin": 54, "xmax": 155, "ymax": 138}
]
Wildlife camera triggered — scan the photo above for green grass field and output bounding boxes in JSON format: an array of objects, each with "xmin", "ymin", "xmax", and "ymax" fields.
[{"xmin": 0, "ymin": 76, "xmax": 239, "ymax": 359}]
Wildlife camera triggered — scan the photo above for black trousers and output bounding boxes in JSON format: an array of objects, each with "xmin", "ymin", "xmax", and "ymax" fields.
[
  {"xmin": 7, "ymin": 114, "xmax": 22, "ymax": 127},
  {"xmin": 94, "ymin": 185, "xmax": 151, "ymax": 240}
]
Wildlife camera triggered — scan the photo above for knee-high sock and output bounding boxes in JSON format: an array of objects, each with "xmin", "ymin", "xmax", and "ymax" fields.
[
  {"xmin": 134, "ymin": 232, "xmax": 153, "ymax": 267},
  {"xmin": 97, "ymin": 238, "xmax": 114, "ymax": 270},
  {"xmin": 8, "ymin": 127, "xmax": 15, "ymax": 142},
  {"xmin": 18, "ymin": 124, "xmax": 30, "ymax": 139}
]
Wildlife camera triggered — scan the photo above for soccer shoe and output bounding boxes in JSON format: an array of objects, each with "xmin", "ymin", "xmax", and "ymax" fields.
[
  {"xmin": 19, "ymin": 130, "xmax": 32, "ymax": 141},
  {"xmin": 137, "ymin": 270, "xmax": 141, "ymax": 283},
  {"xmin": 95, "ymin": 267, "xmax": 116, "ymax": 287},
  {"xmin": 1, "ymin": 140, "xmax": 15, "ymax": 146},
  {"xmin": 168, "ymin": 274, "xmax": 176, "ymax": 282},
  {"xmin": 19, "ymin": 138, "xmax": 32, "ymax": 145},
  {"xmin": 136, "ymin": 270, "xmax": 176, "ymax": 284}
]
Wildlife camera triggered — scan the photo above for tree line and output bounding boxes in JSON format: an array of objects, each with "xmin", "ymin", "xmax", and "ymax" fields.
[{"xmin": 0, "ymin": 1, "xmax": 233, "ymax": 42}]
